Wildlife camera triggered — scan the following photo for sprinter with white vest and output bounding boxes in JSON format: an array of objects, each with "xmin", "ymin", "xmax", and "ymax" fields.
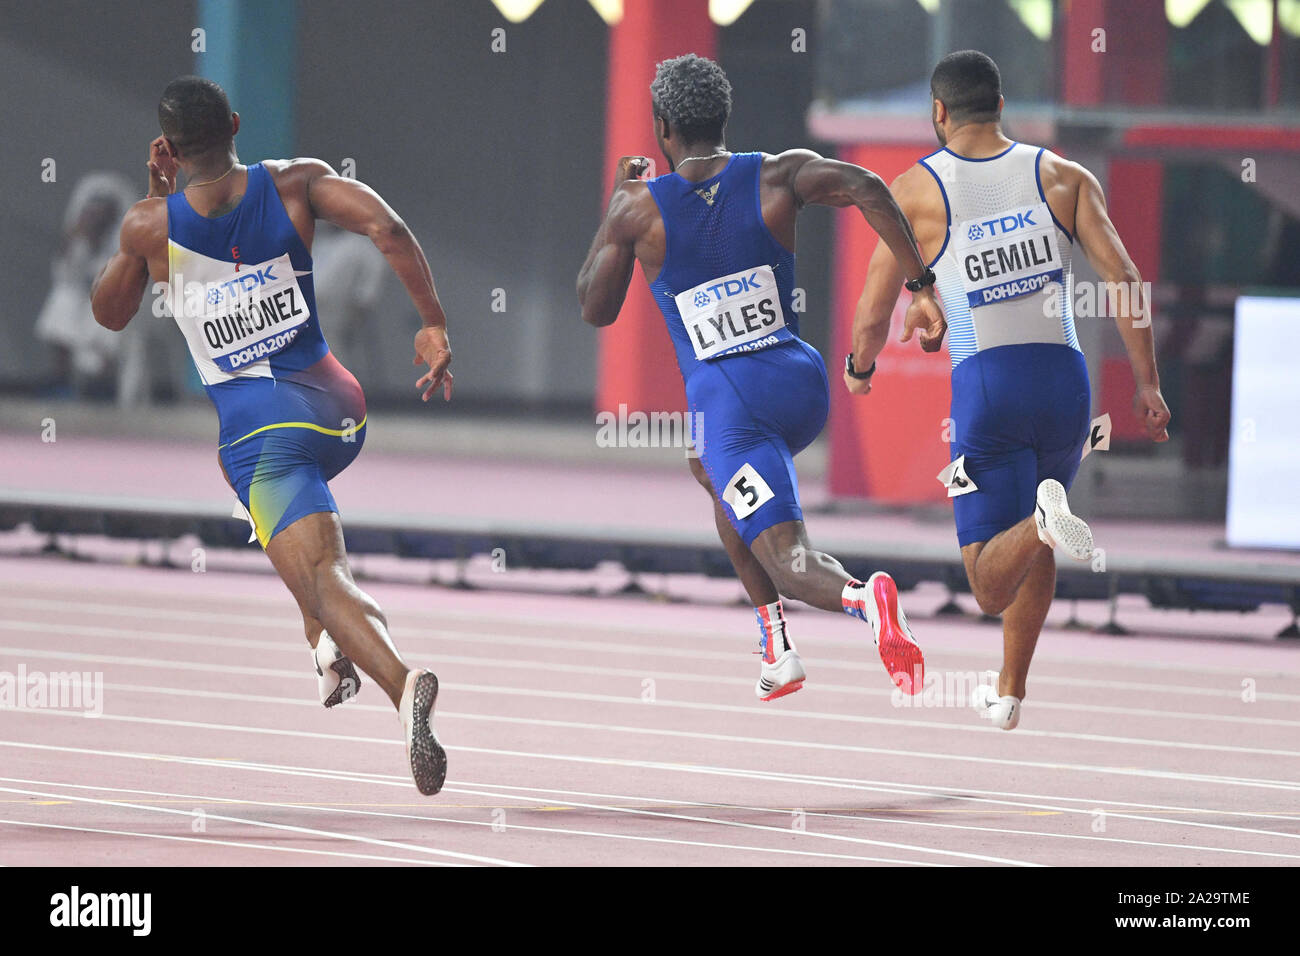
[{"xmin": 848, "ymin": 51, "xmax": 1171, "ymax": 730}]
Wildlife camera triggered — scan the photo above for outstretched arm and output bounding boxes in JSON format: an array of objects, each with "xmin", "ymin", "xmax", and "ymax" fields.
[
  {"xmin": 305, "ymin": 161, "xmax": 452, "ymax": 402},
  {"xmin": 577, "ymin": 157, "xmax": 652, "ymax": 328},
  {"xmin": 1073, "ymin": 164, "xmax": 1170, "ymax": 442},
  {"xmin": 90, "ymin": 201, "xmax": 157, "ymax": 332}
]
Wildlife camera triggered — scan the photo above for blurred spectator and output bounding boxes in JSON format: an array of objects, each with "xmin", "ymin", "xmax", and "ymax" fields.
[
  {"xmin": 35, "ymin": 172, "xmax": 138, "ymax": 398},
  {"xmin": 311, "ymin": 221, "xmax": 387, "ymax": 383}
]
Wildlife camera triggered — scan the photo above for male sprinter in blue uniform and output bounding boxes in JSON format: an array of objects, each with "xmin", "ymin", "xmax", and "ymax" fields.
[
  {"xmin": 850, "ymin": 51, "xmax": 1171, "ymax": 729},
  {"xmin": 578, "ymin": 55, "xmax": 947, "ymax": 700},
  {"xmin": 91, "ymin": 76, "xmax": 451, "ymax": 793}
]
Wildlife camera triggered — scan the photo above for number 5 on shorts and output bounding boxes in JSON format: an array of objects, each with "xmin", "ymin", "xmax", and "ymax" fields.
[{"xmin": 723, "ymin": 462, "xmax": 775, "ymax": 519}]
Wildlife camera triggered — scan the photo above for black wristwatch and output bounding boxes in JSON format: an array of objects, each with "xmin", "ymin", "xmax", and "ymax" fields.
[
  {"xmin": 904, "ymin": 268, "xmax": 937, "ymax": 293},
  {"xmin": 845, "ymin": 353, "xmax": 876, "ymax": 381}
]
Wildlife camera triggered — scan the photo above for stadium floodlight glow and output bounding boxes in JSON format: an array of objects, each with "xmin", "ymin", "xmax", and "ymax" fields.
[
  {"xmin": 1164, "ymin": 0, "xmax": 1214, "ymax": 28},
  {"xmin": 1225, "ymin": 0, "xmax": 1274, "ymax": 43},
  {"xmin": 1282, "ymin": 0, "xmax": 1300, "ymax": 36},
  {"xmin": 709, "ymin": 0, "xmax": 757, "ymax": 25},
  {"xmin": 490, "ymin": 0, "xmax": 545, "ymax": 22},
  {"xmin": 1007, "ymin": 0, "xmax": 1052, "ymax": 40},
  {"xmin": 913, "ymin": 0, "xmax": 941, "ymax": 12},
  {"xmin": 588, "ymin": 0, "xmax": 623, "ymax": 24}
]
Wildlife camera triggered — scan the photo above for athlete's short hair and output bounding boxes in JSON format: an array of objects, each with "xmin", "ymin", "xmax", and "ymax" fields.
[
  {"xmin": 158, "ymin": 75, "xmax": 234, "ymax": 156},
  {"xmin": 650, "ymin": 53, "xmax": 732, "ymax": 142},
  {"xmin": 930, "ymin": 50, "xmax": 1002, "ymax": 125}
]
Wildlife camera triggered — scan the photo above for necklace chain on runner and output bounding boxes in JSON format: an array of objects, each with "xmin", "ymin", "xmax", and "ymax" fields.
[
  {"xmin": 187, "ymin": 163, "xmax": 240, "ymax": 189},
  {"xmin": 676, "ymin": 151, "xmax": 731, "ymax": 172}
]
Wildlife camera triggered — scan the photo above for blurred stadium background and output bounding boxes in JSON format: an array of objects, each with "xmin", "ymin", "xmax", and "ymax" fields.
[{"xmin": 3, "ymin": 0, "xmax": 1300, "ymax": 634}]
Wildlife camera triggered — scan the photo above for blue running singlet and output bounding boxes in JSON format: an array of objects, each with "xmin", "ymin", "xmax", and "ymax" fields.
[
  {"xmin": 646, "ymin": 153, "xmax": 828, "ymax": 546},
  {"xmin": 166, "ymin": 163, "xmax": 367, "ymax": 546}
]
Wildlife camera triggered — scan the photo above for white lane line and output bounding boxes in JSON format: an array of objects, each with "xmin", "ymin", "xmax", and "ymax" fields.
[
  {"xmin": 5, "ymin": 592, "xmax": 1298, "ymax": 680},
  {"xmin": 0, "ymin": 775, "xmax": 944, "ymax": 867},
  {"xmin": 434, "ymin": 782, "xmax": 1032, "ymax": 867},
  {"xmin": 10, "ymin": 705, "xmax": 1299, "ymax": 827},
  {"xmin": 0, "ymin": 817, "xmax": 454, "ymax": 865},
  {"xmin": 448, "ymin": 779, "xmax": 1300, "ymax": 863},
  {"xmin": 91, "ymin": 685, "xmax": 1300, "ymax": 824},
  {"xmin": 7, "ymin": 685, "xmax": 1300, "ymax": 795},
  {"xmin": 5, "ymin": 643, "xmax": 1297, "ymax": 760},
  {"xmin": 0, "ymin": 784, "xmax": 527, "ymax": 867},
  {"xmin": 6, "ymin": 616, "xmax": 1297, "ymax": 722},
  {"xmin": 452, "ymin": 748, "xmax": 1300, "ymax": 850},
  {"xmin": 6, "ymin": 741, "xmax": 1297, "ymax": 863},
  {"xmin": 7, "ymin": 699, "xmax": 1300, "ymax": 848}
]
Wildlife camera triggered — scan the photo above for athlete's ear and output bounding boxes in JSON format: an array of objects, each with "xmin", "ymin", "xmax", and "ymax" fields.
[
  {"xmin": 654, "ymin": 114, "xmax": 668, "ymax": 142},
  {"xmin": 932, "ymin": 99, "xmax": 945, "ymax": 126},
  {"xmin": 230, "ymin": 112, "xmax": 241, "ymax": 137}
]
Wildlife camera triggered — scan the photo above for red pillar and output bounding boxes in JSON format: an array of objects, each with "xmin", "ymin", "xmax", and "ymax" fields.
[
  {"xmin": 595, "ymin": 0, "xmax": 716, "ymax": 416},
  {"xmin": 1062, "ymin": 0, "xmax": 1166, "ymax": 106},
  {"xmin": 1062, "ymin": 0, "xmax": 1169, "ymax": 441}
]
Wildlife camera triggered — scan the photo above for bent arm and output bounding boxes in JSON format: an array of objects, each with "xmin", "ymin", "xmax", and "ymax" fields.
[
  {"xmin": 793, "ymin": 155, "xmax": 929, "ymax": 281},
  {"xmin": 577, "ymin": 183, "xmax": 641, "ymax": 328},
  {"xmin": 307, "ymin": 163, "xmax": 447, "ymax": 331},
  {"xmin": 90, "ymin": 203, "xmax": 155, "ymax": 332}
]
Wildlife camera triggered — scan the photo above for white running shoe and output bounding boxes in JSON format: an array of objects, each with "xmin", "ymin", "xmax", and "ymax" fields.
[
  {"xmin": 756, "ymin": 649, "xmax": 806, "ymax": 701},
  {"xmin": 313, "ymin": 632, "xmax": 361, "ymax": 708},
  {"xmin": 1034, "ymin": 478, "xmax": 1094, "ymax": 561},
  {"xmin": 972, "ymin": 670, "xmax": 1021, "ymax": 731},
  {"xmin": 400, "ymin": 669, "xmax": 447, "ymax": 796}
]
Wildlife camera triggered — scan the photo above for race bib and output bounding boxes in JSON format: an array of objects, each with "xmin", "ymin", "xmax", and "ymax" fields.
[
  {"xmin": 1081, "ymin": 412, "xmax": 1112, "ymax": 461},
  {"xmin": 193, "ymin": 253, "xmax": 312, "ymax": 372},
  {"xmin": 936, "ymin": 455, "xmax": 979, "ymax": 498},
  {"xmin": 723, "ymin": 462, "xmax": 775, "ymax": 519},
  {"xmin": 952, "ymin": 202, "xmax": 1062, "ymax": 309},
  {"xmin": 675, "ymin": 265, "xmax": 787, "ymax": 361}
]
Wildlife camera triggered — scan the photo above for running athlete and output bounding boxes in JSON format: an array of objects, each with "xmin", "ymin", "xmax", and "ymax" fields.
[
  {"xmin": 578, "ymin": 54, "xmax": 946, "ymax": 700},
  {"xmin": 90, "ymin": 76, "xmax": 451, "ymax": 793},
  {"xmin": 849, "ymin": 51, "xmax": 1172, "ymax": 729}
]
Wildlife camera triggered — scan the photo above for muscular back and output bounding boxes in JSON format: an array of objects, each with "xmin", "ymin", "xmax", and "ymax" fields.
[
  {"xmin": 611, "ymin": 150, "xmax": 854, "ymax": 285},
  {"xmin": 120, "ymin": 159, "xmax": 331, "ymax": 285},
  {"xmin": 891, "ymin": 144, "xmax": 1101, "ymax": 269}
]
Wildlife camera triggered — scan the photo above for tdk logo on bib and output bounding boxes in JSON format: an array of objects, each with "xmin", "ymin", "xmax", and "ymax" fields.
[
  {"xmin": 172, "ymin": 251, "xmax": 313, "ymax": 373},
  {"xmin": 966, "ymin": 209, "xmax": 1037, "ymax": 242},
  {"xmin": 705, "ymin": 272, "xmax": 764, "ymax": 301},
  {"xmin": 953, "ymin": 202, "xmax": 1062, "ymax": 309},
  {"xmin": 674, "ymin": 264, "xmax": 789, "ymax": 361},
  {"xmin": 208, "ymin": 263, "xmax": 281, "ymax": 303}
]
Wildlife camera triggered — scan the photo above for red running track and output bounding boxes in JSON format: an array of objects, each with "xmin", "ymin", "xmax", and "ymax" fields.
[{"xmin": 0, "ymin": 555, "xmax": 1297, "ymax": 867}]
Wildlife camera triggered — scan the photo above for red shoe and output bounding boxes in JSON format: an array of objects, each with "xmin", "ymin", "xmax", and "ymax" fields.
[{"xmin": 861, "ymin": 572, "xmax": 924, "ymax": 695}]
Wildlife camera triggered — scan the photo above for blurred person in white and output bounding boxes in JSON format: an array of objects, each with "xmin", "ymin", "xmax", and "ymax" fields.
[
  {"xmin": 311, "ymin": 220, "xmax": 388, "ymax": 383},
  {"xmin": 36, "ymin": 172, "xmax": 138, "ymax": 397}
]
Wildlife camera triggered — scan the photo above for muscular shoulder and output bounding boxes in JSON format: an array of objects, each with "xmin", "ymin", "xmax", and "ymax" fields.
[
  {"xmin": 1036, "ymin": 149, "xmax": 1095, "ymax": 199},
  {"xmin": 606, "ymin": 179, "xmax": 660, "ymax": 240},
  {"xmin": 761, "ymin": 148, "xmax": 821, "ymax": 190},
  {"xmin": 119, "ymin": 197, "xmax": 168, "ymax": 256},
  {"xmin": 263, "ymin": 157, "xmax": 337, "ymax": 199},
  {"xmin": 888, "ymin": 164, "xmax": 940, "ymax": 215}
]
